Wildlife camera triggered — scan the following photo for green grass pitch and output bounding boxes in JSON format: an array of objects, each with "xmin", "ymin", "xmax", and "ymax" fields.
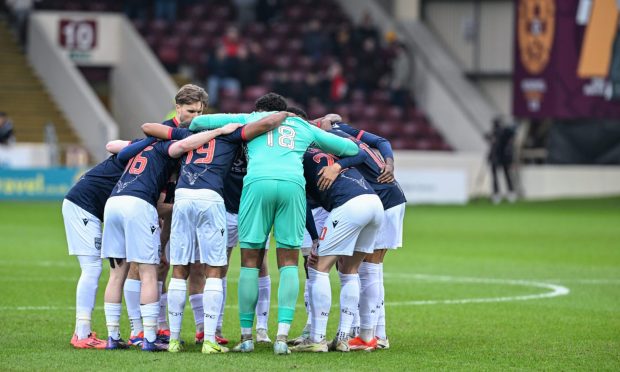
[{"xmin": 0, "ymin": 198, "xmax": 618, "ymax": 370}]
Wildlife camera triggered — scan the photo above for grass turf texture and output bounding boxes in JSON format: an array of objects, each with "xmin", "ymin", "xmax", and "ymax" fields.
[{"xmin": 0, "ymin": 198, "xmax": 618, "ymax": 371}]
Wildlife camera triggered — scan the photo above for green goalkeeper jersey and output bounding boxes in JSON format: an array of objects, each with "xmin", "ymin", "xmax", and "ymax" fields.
[{"xmin": 189, "ymin": 111, "xmax": 359, "ymax": 187}]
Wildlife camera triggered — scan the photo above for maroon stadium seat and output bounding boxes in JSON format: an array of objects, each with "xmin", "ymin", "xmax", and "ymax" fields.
[{"xmin": 243, "ymin": 86, "xmax": 269, "ymax": 102}]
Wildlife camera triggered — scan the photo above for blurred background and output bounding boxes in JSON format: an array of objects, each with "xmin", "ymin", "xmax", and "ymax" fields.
[{"xmin": 0, "ymin": 0, "xmax": 619, "ymax": 203}]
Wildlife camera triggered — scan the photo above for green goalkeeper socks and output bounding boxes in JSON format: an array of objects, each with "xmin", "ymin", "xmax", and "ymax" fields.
[
  {"xmin": 277, "ymin": 266, "xmax": 299, "ymax": 325},
  {"xmin": 238, "ymin": 267, "xmax": 259, "ymax": 329}
]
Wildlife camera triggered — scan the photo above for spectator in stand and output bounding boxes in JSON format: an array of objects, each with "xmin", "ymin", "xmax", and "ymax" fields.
[
  {"xmin": 236, "ymin": 45, "xmax": 261, "ymax": 89},
  {"xmin": 124, "ymin": 0, "xmax": 149, "ymax": 21},
  {"xmin": 272, "ymin": 71, "xmax": 292, "ymax": 98},
  {"xmin": 389, "ymin": 43, "xmax": 411, "ymax": 108},
  {"xmin": 331, "ymin": 23, "xmax": 354, "ymax": 59},
  {"xmin": 354, "ymin": 38, "xmax": 383, "ymax": 93},
  {"xmin": 207, "ymin": 46, "xmax": 241, "ymax": 108},
  {"xmin": 256, "ymin": 0, "xmax": 282, "ymax": 23},
  {"xmin": 6, "ymin": 0, "xmax": 38, "ymax": 46},
  {"xmin": 233, "ymin": 0, "xmax": 257, "ymax": 26},
  {"xmin": 303, "ymin": 72, "xmax": 325, "ymax": 106},
  {"xmin": 0, "ymin": 112, "xmax": 15, "ymax": 145},
  {"xmin": 302, "ymin": 19, "xmax": 330, "ymax": 64},
  {"xmin": 327, "ymin": 61, "xmax": 347, "ymax": 105},
  {"xmin": 154, "ymin": 0, "xmax": 177, "ymax": 22},
  {"xmin": 221, "ymin": 26, "xmax": 243, "ymax": 58},
  {"xmin": 487, "ymin": 117, "xmax": 517, "ymax": 204},
  {"xmin": 354, "ymin": 12, "xmax": 380, "ymax": 48}
]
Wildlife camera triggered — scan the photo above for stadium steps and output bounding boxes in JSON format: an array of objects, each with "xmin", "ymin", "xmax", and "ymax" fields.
[{"xmin": 0, "ymin": 20, "xmax": 80, "ymax": 145}]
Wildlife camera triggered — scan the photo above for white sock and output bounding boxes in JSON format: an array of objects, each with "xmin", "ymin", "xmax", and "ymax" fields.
[
  {"xmin": 189, "ymin": 293, "xmax": 204, "ymax": 334},
  {"xmin": 140, "ymin": 302, "xmax": 160, "ymax": 343},
  {"xmin": 351, "ymin": 274, "xmax": 361, "ymax": 332},
  {"xmin": 338, "ymin": 271, "xmax": 359, "ymax": 341},
  {"xmin": 75, "ymin": 255, "xmax": 102, "ymax": 339},
  {"xmin": 104, "ymin": 302, "xmax": 122, "ymax": 340},
  {"xmin": 123, "ymin": 279, "xmax": 143, "ymax": 336},
  {"xmin": 203, "ymin": 278, "xmax": 223, "ymax": 344},
  {"xmin": 277, "ymin": 323, "xmax": 290, "ymax": 338},
  {"xmin": 308, "ymin": 267, "xmax": 330, "ymax": 343},
  {"xmin": 217, "ymin": 277, "xmax": 227, "ymax": 332},
  {"xmin": 375, "ymin": 263, "xmax": 386, "ymax": 339},
  {"xmin": 159, "ymin": 292, "xmax": 169, "ymax": 330},
  {"xmin": 256, "ymin": 275, "xmax": 271, "ymax": 330},
  {"xmin": 167, "ymin": 278, "xmax": 187, "ymax": 341},
  {"xmin": 303, "ymin": 278, "xmax": 312, "ymax": 331},
  {"xmin": 358, "ymin": 262, "xmax": 380, "ymax": 342}
]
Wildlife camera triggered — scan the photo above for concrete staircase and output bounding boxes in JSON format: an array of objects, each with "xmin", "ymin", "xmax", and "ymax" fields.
[{"xmin": 0, "ymin": 19, "xmax": 79, "ymax": 145}]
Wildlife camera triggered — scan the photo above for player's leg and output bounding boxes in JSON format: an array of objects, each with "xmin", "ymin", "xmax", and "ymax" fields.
[
  {"xmin": 255, "ymin": 246, "xmax": 271, "ymax": 343},
  {"xmin": 62, "ymin": 199, "xmax": 105, "ymax": 348},
  {"xmin": 101, "ymin": 196, "xmax": 131, "ymax": 349},
  {"xmin": 124, "ymin": 263, "xmax": 143, "ymax": 346},
  {"xmin": 103, "ymin": 258, "xmax": 130, "ymax": 349},
  {"xmin": 188, "ymin": 262, "xmax": 206, "ymax": 344},
  {"xmin": 368, "ymin": 202, "xmax": 405, "ymax": 349},
  {"xmin": 291, "ymin": 207, "xmax": 328, "ymax": 346},
  {"xmin": 272, "ymin": 181, "xmax": 306, "ymax": 354},
  {"xmin": 166, "ymin": 196, "xmax": 198, "ymax": 352},
  {"xmin": 292, "ymin": 254, "xmax": 336, "ymax": 353},
  {"xmin": 333, "ymin": 252, "xmax": 366, "ymax": 352},
  {"xmin": 156, "ymin": 241, "xmax": 171, "ymax": 343},
  {"xmin": 126, "ymin": 198, "xmax": 165, "ymax": 352},
  {"xmin": 343, "ymin": 195, "xmax": 383, "ymax": 351},
  {"xmin": 234, "ymin": 181, "xmax": 275, "ymax": 352},
  {"xmin": 216, "ymin": 211, "xmax": 238, "ymax": 344},
  {"xmin": 196, "ymin": 197, "xmax": 229, "ymax": 354}
]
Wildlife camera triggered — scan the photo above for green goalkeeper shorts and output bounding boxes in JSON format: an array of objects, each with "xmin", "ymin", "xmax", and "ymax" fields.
[{"xmin": 238, "ymin": 179, "xmax": 306, "ymax": 249}]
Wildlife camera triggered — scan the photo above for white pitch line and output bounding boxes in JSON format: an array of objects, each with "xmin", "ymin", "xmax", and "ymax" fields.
[
  {"xmin": 383, "ymin": 273, "xmax": 570, "ymax": 306},
  {"xmin": 0, "ymin": 274, "xmax": 572, "ymax": 312}
]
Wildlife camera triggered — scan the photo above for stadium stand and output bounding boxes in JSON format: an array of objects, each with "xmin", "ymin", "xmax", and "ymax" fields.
[
  {"xmin": 0, "ymin": 19, "xmax": 79, "ymax": 145},
  {"xmin": 34, "ymin": 0, "xmax": 450, "ymax": 150}
]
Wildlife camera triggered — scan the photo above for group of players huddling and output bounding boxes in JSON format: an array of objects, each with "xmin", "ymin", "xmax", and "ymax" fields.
[{"xmin": 62, "ymin": 84, "xmax": 405, "ymax": 355}]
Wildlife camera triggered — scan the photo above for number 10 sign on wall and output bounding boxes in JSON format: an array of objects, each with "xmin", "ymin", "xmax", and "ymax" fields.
[{"xmin": 58, "ymin": 19, "xmax": 97, "ymax": 61}]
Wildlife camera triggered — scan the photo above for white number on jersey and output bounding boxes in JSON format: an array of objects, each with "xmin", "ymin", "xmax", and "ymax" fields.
[{"xmin": 267, "ymin": 125, "xmax": 296, "ymax": 149}]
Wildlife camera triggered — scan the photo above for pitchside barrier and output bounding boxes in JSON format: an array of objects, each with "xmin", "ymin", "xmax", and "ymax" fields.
[{"xmin": 0, "ymin": 168, "xmax": 84, "ymax": 201}]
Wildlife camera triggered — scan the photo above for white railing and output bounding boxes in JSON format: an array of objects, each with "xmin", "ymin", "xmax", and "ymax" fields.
[{"xmin": 27, "ymin": 14, "xmax": 118, "ymax": 162}]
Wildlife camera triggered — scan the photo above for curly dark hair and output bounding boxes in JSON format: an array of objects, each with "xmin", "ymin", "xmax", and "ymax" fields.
[
  {"xmin": 286, "ymin": 106, "xmax": 308, "ymax": 120},
  {"xmin": 255, "ymin": 92, "xmax": 287, "ymax": 112}
]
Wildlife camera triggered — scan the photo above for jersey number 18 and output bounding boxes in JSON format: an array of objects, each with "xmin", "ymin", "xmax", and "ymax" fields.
[{"xmin": 267, "ymin": 126, "xmax": 296, "ymax": 149}]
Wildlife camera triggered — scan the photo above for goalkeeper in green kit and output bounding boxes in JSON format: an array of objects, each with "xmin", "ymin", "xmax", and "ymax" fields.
[{"xmin": 189, "ymin": 98, "xmax": 359, "ymax": 355}]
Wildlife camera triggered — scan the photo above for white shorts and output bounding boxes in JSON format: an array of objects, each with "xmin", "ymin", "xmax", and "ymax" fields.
[
  {"xmin": 226, "ymin": 211, "xmax": 270, "ymax": 250},
  {"xmin": 62, "ymin": 199, "xmax": 102, "ymax": 256},
  {"xmin": 318, "ymin": 194, "xmax": 384, "ymax": 257},
  {"xmin": 301, "ymin": 207, "xmax": 329, "ymax": 255},
  {"xmin": 171, "ymin": 189, "xmax": 227, "ymax": 267},
  {"xmin": 101, "ymin": 195, "xmax": 161, "ymax": 264},
  {"xmin": 375, "ymin": 202, "xmax": 406, "ymax": 250}
]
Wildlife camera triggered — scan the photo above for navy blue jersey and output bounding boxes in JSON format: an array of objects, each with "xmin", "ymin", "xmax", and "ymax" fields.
[
  {"xmin": 224, "ymin": 145, "xmax": 247, "ymax": 213},
  {"xmin": 331, "ymin": 122, "xmax": 394, "ymax": 160},
  {"xmin": 303, "ymin": 148, "xmax": 375, "ymax": 212},
  {"xmin": 111, "ymin": 141, "xmax": 179, "ymax": 207},
  {"xmin": 171, "ymin": 128, "xmax": 244, "ymax": 198},
  {"xmin": 162, "ymin": 117, "xmax": 180, "ymax": 128},
  {"xmin": 65, "ymin": 138, "xmax": 154, "ymax": 220},
  {"xmin": 329, "ymin": 129, "xmax": 406, "ymax": 209},
  {"xmin": 66, "ymin": 156, "xmax": 127, "ymax": 221}
]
